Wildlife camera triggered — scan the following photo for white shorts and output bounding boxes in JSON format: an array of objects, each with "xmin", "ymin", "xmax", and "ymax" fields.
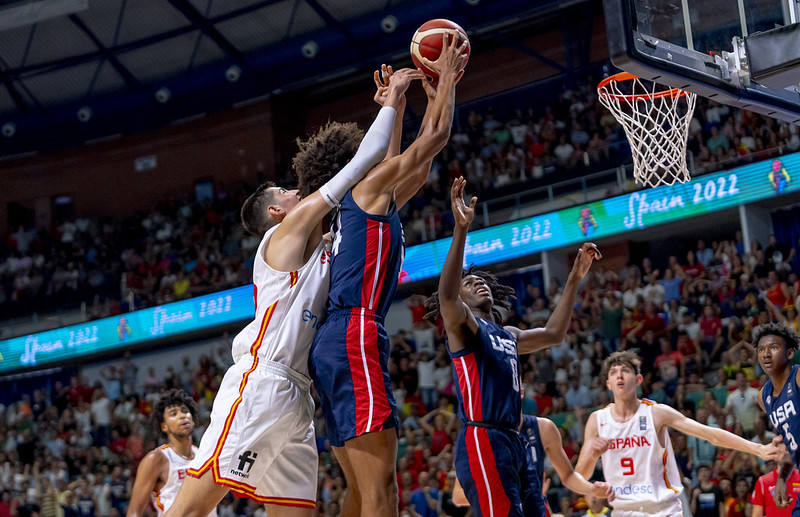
[
  {"xmin": 611, "ymin": 498, "xmax": 683, "ymax": 517},
  {"xmin": 188, "ymin": 358, "xmax": 317, "ymax": 509}
]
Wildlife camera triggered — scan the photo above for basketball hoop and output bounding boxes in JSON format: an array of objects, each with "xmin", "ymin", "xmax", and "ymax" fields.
[{"xmin": 597, "ymin": 72, "xmax": 697, "ymax": 188}]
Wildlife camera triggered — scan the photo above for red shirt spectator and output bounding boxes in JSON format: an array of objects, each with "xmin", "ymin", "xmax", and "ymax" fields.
[
  {"xmin": 750, "ymin": 466, "xmax": 800, "ymax": 517},
  {"xmin": 767, "ymin": 281, "xmax": 789, "ymax": 307},
  {"xmin": 534, "ymin": 392, "xmax": 554, "ymax": 415},
  {"xmin": 430, "ymin": 429, "xmax": 451, "ymax": 456},
  {"xmin": 699, "ymin": 307, "xmax": 723, "ymax": 340},
  {"xmin": 682, "ymin": 251, "xmax": 705, "ymax": 278}
]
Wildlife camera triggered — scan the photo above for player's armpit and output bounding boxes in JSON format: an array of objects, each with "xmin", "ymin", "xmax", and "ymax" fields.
[{"xmin": 126, "ymin": 450, "xmax": 167, "ymax": 517}]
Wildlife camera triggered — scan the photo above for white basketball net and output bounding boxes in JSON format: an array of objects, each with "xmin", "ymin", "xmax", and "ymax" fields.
[{"xmin": 598, "ymin": 74, "xmax": 697, "ymax": 188}]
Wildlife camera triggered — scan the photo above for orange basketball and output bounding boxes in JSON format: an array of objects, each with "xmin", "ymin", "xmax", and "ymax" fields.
[{"xmin": 410, "ymin": 19, "xmax": 470, "ymax": 85}]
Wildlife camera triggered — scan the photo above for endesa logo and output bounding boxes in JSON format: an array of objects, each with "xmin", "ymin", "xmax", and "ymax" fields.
[{"xmin": 614, "ymin": 484, "xmax": 654, "ymax": 496}]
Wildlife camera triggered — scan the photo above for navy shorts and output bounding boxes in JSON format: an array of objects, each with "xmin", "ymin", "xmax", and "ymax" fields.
[
  {"xmin": 455, "ymin": 425, "xmax": 525, "ymax": 517},
  {"xmin": 309, "ymin": 308, "xmax": 398, "ymax": 447},
  {"xmin": 522, "ymin": 463, "xmax": 549, "ymax": 517},
  {"xmin": 523, "ymin": 493, "xmax": 550, "ymax": 517}
]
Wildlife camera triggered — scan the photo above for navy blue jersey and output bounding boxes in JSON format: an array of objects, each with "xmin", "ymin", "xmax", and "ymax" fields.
[
  {"xmin": 327, "ymin": 190, "xmax": 404, "ymax": 318},
  {"xmin": 521, "ymin": 415, "xmax": 545, "ymax": 489},
  {"xmin": 450, "ymin": 317, "xmax": 522, "ymax": 427},
  {"xmin": 763, "ymin": 364, "xmax": 800, "ymax": 466}
]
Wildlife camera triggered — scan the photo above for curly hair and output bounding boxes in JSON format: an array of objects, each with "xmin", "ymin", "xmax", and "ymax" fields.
[
  {"xmin": 753, "ymin": 322, "xmax": 800, "ymax": 352},
  {"xmin": 601, "ymin": 350, "xmax": 642, "ymax": 380},
  {"xmin": 292, "ymin": 121, "xmax": 364, "ymax": 199},
  {"xmin": 153, "ymin": 389, "xmax": 198, "ymax": 435},
  {"xmin": 424, "ymin": 266, "xmax": 515, "ymax": 324},
  {"xmin": 240, "ymin": 181, "xmax": 278, "ymax": 238}
]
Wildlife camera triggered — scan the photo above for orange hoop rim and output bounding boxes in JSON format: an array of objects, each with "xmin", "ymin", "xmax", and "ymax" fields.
[{"xmin": 597, "ymin": 72, "xmax": 691, "ymax": 101}]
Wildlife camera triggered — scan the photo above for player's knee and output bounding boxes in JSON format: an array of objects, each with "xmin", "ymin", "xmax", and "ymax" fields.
[{"xmin": 361, "ymin": 473, "xmax": 397, "ymax": 506}]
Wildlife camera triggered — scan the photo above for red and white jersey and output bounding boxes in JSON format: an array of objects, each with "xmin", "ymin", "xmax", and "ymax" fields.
[
  {"xmin": 231, "ymin": 224, "xmax": 330, "ymax": 376},
  {"xmin": 597, "ymin": 400, "xmax": 683, "ymax": 516},
  {"xmin": 152, "ymin": 445, "xmax": 217, "ymax": 517}
]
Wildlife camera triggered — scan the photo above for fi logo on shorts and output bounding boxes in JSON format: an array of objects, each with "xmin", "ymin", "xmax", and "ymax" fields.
[{"xmin": 231, "ymin": 451, "xmax": 258, "ymax": 478}]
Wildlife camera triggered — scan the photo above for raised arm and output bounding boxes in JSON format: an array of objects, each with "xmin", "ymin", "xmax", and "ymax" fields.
[
  {"xmin": 510, "ymin": 243, "xmax": 602, "ymax": 355},
  {"xmin": 353, "ymin": 32, "xmax": 468, "ymax": 212},
  {"xmin": 394, "ymin": 77, "xmax": 437, "ymax": 208},
  {"xmin": 654, "ymin": 403, "xmax": 783, "ymax": 461},
  {"xmin": 266, "ymin": 71, "xmax": 418, "ymax": 271},
  {"xmin": 126, "ymin": 449, "xmax": 166, "ymax": 517},
  {"xmin": 437, "ymin": 177, "xmax": 478, "ymax": 352},
  {"xmin": 539, "ymin": 418, "xmax": 614, "ymax": 501},
  {"xmin": 373, "ymin": 64, "xmax": 406, "ymax": 160}
]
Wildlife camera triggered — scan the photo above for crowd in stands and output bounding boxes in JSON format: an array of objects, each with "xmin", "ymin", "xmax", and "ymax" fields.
[
  {"xmin": 0, "ymin": 187, "xmax": 256, "ymax": 325},
  {"xmin": 399, "ymin": 82, "xmax": 800, "ymax": 243},
  {"xmin": 4, "ymin": 77, "xmax": 800, "ymax": 327},
  {"xmin": 2, "ymin": 226, "xmax": 800, "ymax": 516}
]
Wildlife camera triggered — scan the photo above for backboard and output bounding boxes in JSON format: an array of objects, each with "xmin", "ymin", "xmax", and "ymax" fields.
[{"xmin": 604, "ymin": 0, "xmax": 800, "ymax": 123}]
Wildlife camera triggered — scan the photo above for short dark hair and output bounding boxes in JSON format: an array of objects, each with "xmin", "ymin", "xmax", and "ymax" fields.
[
  {"xmin": 240, "ymin": 181, "xmax": 278, "ymax": 237},
  {"xmin": 292, "ymin": 121, "xmax": 364, "ymax": 199},
  {"xmin": 153, "ymin": 389, "xmax": 197, "ymax": 435},
  {"xmin": 601, "ymin": 351, "xmax": 642, "ymax": 380},
  {"xmin": 753, "ymin": 322, "xmax": 800, "ymax": 352}
]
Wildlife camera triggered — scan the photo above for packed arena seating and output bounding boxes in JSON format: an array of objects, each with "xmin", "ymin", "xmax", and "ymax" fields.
[
  {"xmin": 3, "ymin": 82, "xmax": 800, "ymax": 329},
  {"xmin": 2, "ymin": 225, "xmax": 799, "ymax": 516}
]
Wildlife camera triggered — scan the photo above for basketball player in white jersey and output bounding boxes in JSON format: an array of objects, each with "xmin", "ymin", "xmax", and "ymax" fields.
[
  {"xmin": 575, "ymin": 351, "xmax": 783, "ymax": 517},
  {"xmin": 127, "ymin": 389, "xmax": 217, "ymax": 517},
  {"xmin": 163, "ymin": 68, "xmax": 422, "ymax": 517}
]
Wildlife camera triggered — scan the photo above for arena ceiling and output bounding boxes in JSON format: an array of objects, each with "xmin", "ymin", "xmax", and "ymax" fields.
[{"xmin": 0, "ymin": 0, "xmax": 589, "ymax": 156}]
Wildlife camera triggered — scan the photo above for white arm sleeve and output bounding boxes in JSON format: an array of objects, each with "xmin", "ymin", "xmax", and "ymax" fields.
[{"xmin": 319, "ymin": 106, "xmax": 397, "ymax": 207}]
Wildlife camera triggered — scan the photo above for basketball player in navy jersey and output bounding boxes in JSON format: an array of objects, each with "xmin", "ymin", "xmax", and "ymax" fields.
[
  {"xmin": 756, "ymin": 322, "xmax": 800, "ymax": 512},
  {"xmin": 165, "ymin": 70, "xmax": 421, "ymax": 517},
  {"xmin": 428, "ymin": 176, "xmax": 604, "ymax": 517},
  {"xmin": 309, "ymin": 33, "xmax": 467, "ymax": 517}
]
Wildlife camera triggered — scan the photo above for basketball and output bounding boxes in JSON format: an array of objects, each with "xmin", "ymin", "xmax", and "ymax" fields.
[{"xmin": 410, "ymin": 19, "xmax": 470, "ymax": 85}]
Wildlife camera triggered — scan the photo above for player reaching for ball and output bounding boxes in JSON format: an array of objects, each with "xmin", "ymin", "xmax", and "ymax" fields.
[
  {"xmin": 575, "ymin": 351, "xmax": 783, "ymax": 517},
  {"xmin": 754, "ymin": 322, "xmax": 800, "ymax": 512},
  {"xmin": 163, "ymin": 68, "xmax": 421, "ymax": 517},
  {"xmin": 308, "ymin": 28, "xmax": 467, "ymax": 517},
  {"xmin": 426, "ymin": 177, "xmax": 602, "ymax": 517}
]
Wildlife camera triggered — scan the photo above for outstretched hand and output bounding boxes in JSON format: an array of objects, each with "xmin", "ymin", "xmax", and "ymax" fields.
[
  {"xmin": 417, "ymin": 30, "xmax": 468, "ymax": 82},
  {"xmin": 760, "ymin": 435, "xmax": 785, "ymax": 462},
  {"xmin": 373, "ymin": 65, "xmax": 424, "ymax": 106},
  {"xmin": 451, "ymin": 177, "xmax": 477, "ymax": 229},
  {"xmin": 570, "ymin": 242, "xmax": 602, "ymax": 279}
]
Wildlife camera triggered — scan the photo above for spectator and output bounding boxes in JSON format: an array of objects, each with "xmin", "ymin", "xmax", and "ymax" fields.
[
  {"xmin": 750, "ymin": 456, "xmax": 800, "ymax": 517},
  {"xmin": 410, "ymin": 471, "xmax": 440, "ymax": 517},
  {"xmin": 565, "ymin": 376, "xmax": 592, "ymax": 409},
  {"xmin": 691, "ymin": 464, "xmax": 724, "ymax": 517},
  {"xmin": 724, "ymin": 372, "xmax": 761, "ymax": 435}
]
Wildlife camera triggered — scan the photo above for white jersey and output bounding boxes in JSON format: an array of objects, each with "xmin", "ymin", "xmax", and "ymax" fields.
[
  {"xmin": 597, "ymin": 400, "xmax": 683, "ymax": 517},
  {"xmin": 231, "ymin": 224, "xmax": 330, "ymax": 376},
  {"xmin": 152, "ymin": 445, "xmax": 217, "ymax": 517}
]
